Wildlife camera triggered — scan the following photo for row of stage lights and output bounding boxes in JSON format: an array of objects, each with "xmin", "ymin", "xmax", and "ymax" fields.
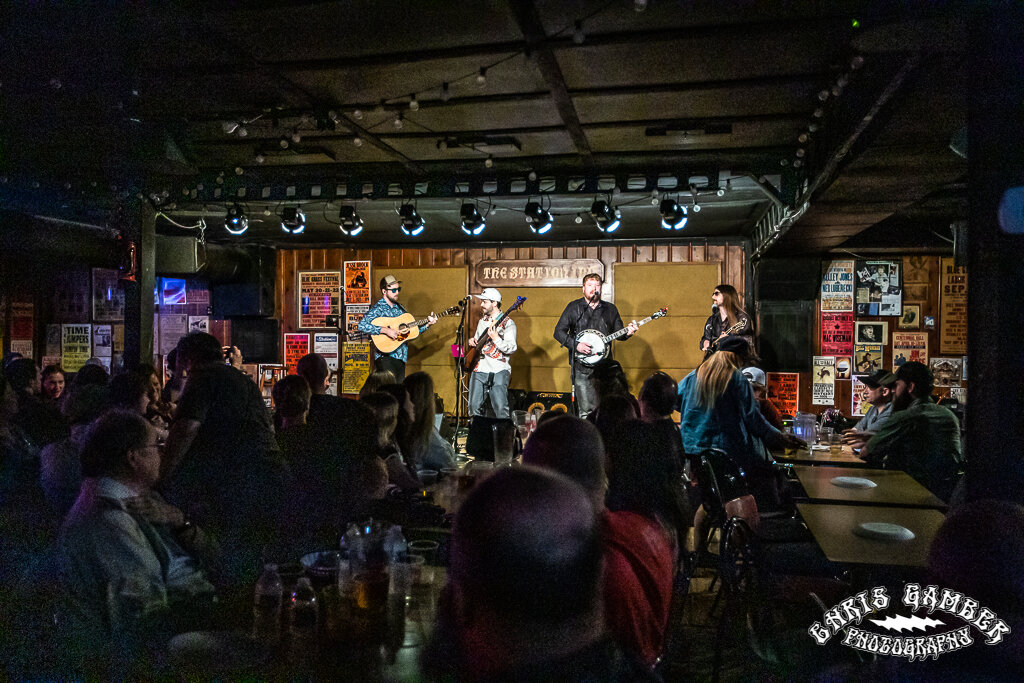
[{"xmin": 222, "ymin": 195, "xmax": 697, "ymax": 238}]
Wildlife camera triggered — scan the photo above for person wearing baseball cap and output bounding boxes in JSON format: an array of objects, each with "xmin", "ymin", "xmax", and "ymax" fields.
[
  {"xmin": 861, "ymin": 361, "xmax": 963, "ymax": 501},
  {"xmin": 741, "ymin": 366, "xmax": 784, "ymax": 431},
  {"xmin": 356, "ymin": 274, "xmax": 438, "ymax": 382},
  {"xmin": 842, "ymin": 369, "xmax": 896, "ymax": 448},
  {"xmin": 466, "ymin": 288, "xmax": 517, "ymax": 419}
]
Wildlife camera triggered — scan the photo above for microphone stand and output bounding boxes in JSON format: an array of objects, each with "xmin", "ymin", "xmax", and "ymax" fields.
[{"xmin": 451, "ymin": 297, "xmax": 471, "ymax": 450}]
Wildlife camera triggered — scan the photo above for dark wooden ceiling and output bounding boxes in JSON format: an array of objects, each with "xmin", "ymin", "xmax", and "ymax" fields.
[{"xmin": 0, "ymin": 1, "xmax": 968, "ymax": 252}]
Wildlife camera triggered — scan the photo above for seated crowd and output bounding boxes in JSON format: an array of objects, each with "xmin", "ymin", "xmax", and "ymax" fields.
[{"xmin": 0, "ymin": 332, "xmax": 978, "ymax": 679}]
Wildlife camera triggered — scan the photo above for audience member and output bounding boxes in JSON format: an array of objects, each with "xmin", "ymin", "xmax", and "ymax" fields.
[
  {"xmin": 296, "ymin": 352, "xmax": 378, "ymax": 468},
  {"xmin": 862, "ymin": 361, "xmax": 962, "ymax": 500},
  {"xmin": 41, "ymin": 365, "xmax": 66, "ymax": 406},
  {"xmin": 107, "ymin": 371, "xmax": 153, "ymax": 416},
  {"xmin": 403, "ymin": 372, "xmax": 456, "ymax": 470},
  {"xmin": 39, "ymin": 384, "xmax": 108, "ymax": 518},
  {"xmin": 380, "ymin": 383, "xmax": 415, "ymax": 466},
  {"xmin": 740, "ymin": 366, "xmax": 785, "ymax": 430},
  {"xmin": 592, "ymin": 393, "xmax": 639, "ymax": 444},
  {"xmin": 591, "ymin": 360, "xmax": 641, "ymax": 419},
  {"xmin": 272, "ymin": 375, "xmax": 312, "ymax": 463},
  {"xmin": 842, "ymin": 369, "xmax": 894, "ymax": 448},
  {"xmin": 638, "ymin": 371, "xmax": 685, "ymax": 479},
  {"xmin": 70, "ymin": 363, "xmax": 110, "ymax": 390},
  {"xmin": 424, "ymin": 466, "xmax": 658, "ymax": 681},
  {"xmin": 523, "ymin": 416, "xmax": 675, "ymax": 667},
  {"xmin": 678, "ymin": 336, "xmax": 803, "ymax": 508},
  {"xmin": 8, "ymin": 357, "xmax": 66, "ymax": 447},
  {"xmin": 160, "ymin": 348, "xmax": 183, "ymax": 406},
  {"xmin": 134, "ymin": 363, "xmax": 173, "ymax": 429},
  {"xmin": 359, "ymin": 369, "xmax": 397, "ymax": 398},
  {"xmin": 361, "ymin": 391, "xmax": 420, "ymax": 492},
  {"xmin": 57, "ymin": 410, "xmax": 218, "ymax": 673}
]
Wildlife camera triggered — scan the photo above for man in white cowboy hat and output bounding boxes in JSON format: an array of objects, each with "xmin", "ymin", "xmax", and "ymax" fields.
[{"xmin": 467, "ymin": 288, "xmax": 517, "ymax": 419}]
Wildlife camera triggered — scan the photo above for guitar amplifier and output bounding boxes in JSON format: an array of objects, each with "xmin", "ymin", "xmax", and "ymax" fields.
[{"xmin": 523, "ymin": 391, "xmax": 572, "ymax": 415}]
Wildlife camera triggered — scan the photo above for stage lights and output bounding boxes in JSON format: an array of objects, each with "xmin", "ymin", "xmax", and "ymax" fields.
[
  {"xmin": 338, "ymin": 205, "xmax": 364, "ymax": 237},
  {"xmin": 524, "ymin": 201, "xmax": 553, "ymax": 235},
  {"xmin": 398, "ymin": 203, "xmax": 424, "ymax": 236},
  {"xmin": 224, "ymin": 204, "xmax": 248, "ymax": 235},
  {"xmin": 460, "ymin": 203, "xmax": 486, "ymax": 236},
  {"xmin": 280, "ymin": 207, "xmax": 306, "ymax": 234},
  {"xmin": 590, "ymin": 199, "xmax": 620, "ymax": 233},
  {"xmin": 659, "ymin": 198, "xmax": 688, "ymax": 230}
]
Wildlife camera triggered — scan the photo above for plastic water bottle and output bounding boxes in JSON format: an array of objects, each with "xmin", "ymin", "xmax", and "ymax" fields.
[
  {"xmin": 383, "ymin": 525, "xmax": 407, "ymax": 564},
  {"xmin": 287, "ymin": 577, "xmax": 319, "ymax": 663},
  {"xmin": 253, "ymin": 563, "xmax": 283, "ymax": 646}
]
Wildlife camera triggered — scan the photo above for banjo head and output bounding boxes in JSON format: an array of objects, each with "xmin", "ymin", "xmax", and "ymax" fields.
[{"xmin": 575, "ymin": 330, "xmax": 607, "ymax": 366}]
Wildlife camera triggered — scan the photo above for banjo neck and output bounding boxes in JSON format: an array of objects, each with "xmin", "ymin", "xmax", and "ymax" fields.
[{"xmin": 601, "ymin": 313, "xmax": 658, "ymax": 343}]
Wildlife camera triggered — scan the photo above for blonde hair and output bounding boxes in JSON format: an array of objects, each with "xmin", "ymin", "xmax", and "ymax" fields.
[{"xmin": 695, "ymin": 351, "xmax": 741, "ymax": 409}]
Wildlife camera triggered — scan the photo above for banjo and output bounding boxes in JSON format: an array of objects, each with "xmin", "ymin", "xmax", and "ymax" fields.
[{"xmin": 575, "ymin": 307, "xmax": 668, "ymax": 366}]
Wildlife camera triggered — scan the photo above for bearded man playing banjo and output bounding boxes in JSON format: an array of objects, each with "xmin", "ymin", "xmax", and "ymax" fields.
[{"xmin": 554, "ymin": 273, "xmax": 638, "ymax": 418}]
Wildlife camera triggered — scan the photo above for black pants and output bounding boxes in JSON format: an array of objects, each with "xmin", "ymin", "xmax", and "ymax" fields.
[{"xmin": 375, "ymin": 354, "xmax": 406, "ymax": 383}]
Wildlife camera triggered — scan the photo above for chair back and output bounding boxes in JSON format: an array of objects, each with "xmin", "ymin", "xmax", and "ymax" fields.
[
  {"xmin": 696, "ymin": 453, "xmax": 727, "ymax": 525},
  {"xmin": 702, "ymin": 448, "xmax": 749, "ymax": 502}
]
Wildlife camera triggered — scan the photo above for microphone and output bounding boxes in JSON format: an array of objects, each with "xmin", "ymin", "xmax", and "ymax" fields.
[{"xmin": 711, "ymin": 304, "xmax": 719, "ymax": 315}]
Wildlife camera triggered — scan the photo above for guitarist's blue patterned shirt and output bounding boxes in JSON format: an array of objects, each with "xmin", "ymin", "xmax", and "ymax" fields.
[{"xmin": 357, "ymin": 297, "xmax": 427, "ymax": 363}]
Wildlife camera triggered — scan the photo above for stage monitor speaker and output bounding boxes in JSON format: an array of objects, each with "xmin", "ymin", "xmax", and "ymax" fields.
[
  {"xmin": 465, "ymin": 416, "xmax": 514, "ymax": 462},
  {"xmin": 523, "ymin": 391, "xmax": 572, "ymax": 416},
  {"xmin": 229, "ymin": 318, "xmax": 280, "ymax": 364},
  {"xmin": 212, "ymin": 245, "xmax": 276, "ymax": 317}
]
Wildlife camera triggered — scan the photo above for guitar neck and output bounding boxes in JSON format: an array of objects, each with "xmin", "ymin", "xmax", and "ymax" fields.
[{"xmin": 603, "ymin": 314, "xmax": 656, "ymax": 343}]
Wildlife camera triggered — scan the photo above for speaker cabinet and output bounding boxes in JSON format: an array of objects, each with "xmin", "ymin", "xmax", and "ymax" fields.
[
  {"xmin": 213, "ymin": 246, "xmax": 276, "ymax": 317},
  {"xmin": 465, "ymin": 416, "xmax": 515, "ymax": 462},
  {"xmin": 523, "ymin": 391, "xmax": 572, "ymax": 415},
  {"xmin": 229, "ymin": 318, "xmax": 280, "ymax": 364}
]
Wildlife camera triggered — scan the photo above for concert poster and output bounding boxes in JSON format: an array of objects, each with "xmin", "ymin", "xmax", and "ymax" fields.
[
  {"xmin": 811, "ymin": 356, "xmax": 836, "ymax": 406},
  {"xmin": 820, "ymin": 312, "xmax": 854, "ymax": 356},
  {"xmin": 853, "ymin": 343, "xmax": 882, "ymax": 376},
  {"xmin": 41, "ymin": 355, "xmax": 61, "ymax": 370},
  {"xmin": 930, "ymin": 358, "xmax": 963, "ymax": 387},
  {"xmin": 819, "ymin": 260, "xmax": 854, "ymax": 312},
  {"xmin": 341, "ymin": 342, "xmax": 372, "ymax": 395},
  {"xmin": 834, "ymin": 356, "xmax": 852, "ymax": 380},
  {"xmin": 892, "ymin": 332, "xmax": 928, "ymax": 371},
  {"xmin": 298, "ymin": 271, "xmax": 342, "ymax": 329},
  {"xmin": 61, "ymin": 324, "xmax": 92, "ymax": 372},
  {"xmin": 854, "ymin": 260, "xmax": 902, "ymax": 316},
  {"xmin": 10, "ymin": 302, "xmax": 34, "ymax": 341},
  {"xmin": 852, "ymin": 377, "xmax": 872, "ymax": 416},
  {"xmin": 344, "ymin": 261, "xmax": 371, "ymax": 306},
  {"xmin": 284, "ymin": 333, "xmax": 310, "ymax": 375},
  {"xmin": 159, "ymin": 314, "xmax": 188, "ymax": 355},
  {"xmin": 92, "ymin": 324, "xmax": 112, "ymax": 357},
  {"xmin": 766, "ymin": 372, "xmax": 799, "ymax": 418},
  {"xmin": 257, "ymin": 364, "xmax": 287, "ymax": 407},
  {"xmin": 939, "ymin": 257, "xmax": 967, "ymax": 355},
  {"xmin": 10, "ymin": 340, "xmax": 34, "ymax": 359},
  {"xmin": 345, "ymin": 305, "xmax": 369, "ymax": 341},
  {"xmin": 91, "ymin": 268, "xmax": 125, "ymax": 322},
  {"xmin": 53, "ymin": 270, "xmax": 90, "ymax": 322}
]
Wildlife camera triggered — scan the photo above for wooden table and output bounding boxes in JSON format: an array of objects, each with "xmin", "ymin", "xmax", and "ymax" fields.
[
  {"xmin": 797, "ymin": 503, "xmax": 946, "ymax": 567},
  {"xmin": 793, "ymin": 466, "xmax": 947, "ymax": 509},
  {"xmin": 773, "ymin": 444, "xmax": 870, "ymax": 467}
]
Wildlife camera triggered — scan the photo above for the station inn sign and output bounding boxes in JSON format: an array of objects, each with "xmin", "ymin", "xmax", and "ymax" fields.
[{"xmin": 474, "ymin": 259, "xmax": 605, "ymax": 288}]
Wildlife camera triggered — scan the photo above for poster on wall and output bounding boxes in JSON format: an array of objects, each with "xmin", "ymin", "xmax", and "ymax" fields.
[
  {"xmin": 853, "ymin": 343, "xmax": 883, "ymax": 376},
  {"xmin": 812, "ymin": 356, "xmax": 836, "ymax": 406},
  {"xmin": 313, "ymin": 332, "xmax": 340, "ymax": 395},
  {"xmin": 344, "ymin": 261, "xmax": 371, "ymax": 305},
  {"xmin": 898, "ymin": 304, "xmax": 921, "ymax": 329},
  {"xmin": 11, "ymin": 302, "xmax": 34, "ymax": 341},
  {"xmin": 852, "ymin": 377, "xmax": 872, "ymax": 416},
  {"xmin": 819, "ymin": 260, "xmax": 855, "ymax": 312},
  {"xmin": 188, "ymin": 316, "xmax": 209, "ymax": 334},
  {"xmin": 92, "ymin": 268, "xmax": 125, "ymax": 322},
  {"xmin": 46, "ymin": 324, "xmax": 62, "ymax": 357},
  {"xmin": 284, "ymin": 333, "xmax": 310, "ymax": 375},
  {"xmin": 820, "ymin": 312, "xmax": 854, "ymax": 356},
  {"xmin": 10, "ymin": 340, "xmax": 34, "ymax": 358},
  {"xmin": 92, "ymin": 324, "xmax": 112, "ymax": 357},
  {"xmin": 854, "ymin": 321, "xmax": 888, "ymax": 345},
  {"xmin": 939, "ymin": 256, "xmax": 967, "ymax": 355},
  {"xmin": 892, "ymin": 332, "xmax": 928, "ymax": 370},
  {"xmin": 949, "ymin": 386, "xmax": 966, "ymax": 404},
  {"xmin": 835, "ymin": 356, "xmax": 852, "ymax": 379},
  {"xmin": 930, "ymin": 358, "xmax": 963, "ymax": 387},
  {"xmin": 159, "ymin": 314, "xmax": 188, "ymax": 355},
  {"xmin": 298, "ymin": 271, "xmax": 342, "ymax": 329},
  {"xmin": 903, "ymin": 256, "xmax": 932, "ymax": 285},
  {"xmin": 54, "ymin": 270, "xmax": 90, "ymax": 321},
  {"xmin": 61, "ymin": 324, "xmax": 92, "ymax": 372},
  {"xmin": 854, "ymin": 260, "xmax": 902, "ymax": 316},
  {"xmin": 345, "ymin": 307, "xmax": 370, "ymax": 341},
  {"xmin": 41, "ymin": 355, "xmax": 61, "ymax": 369},
  {"xmin": 257, "ymin": 365, "xmax": 287, "ymax": 407},
  {"xmin": 766, "ymin": 372, "xmax": 799, "ymax": 417},
  {"xmin": 341, "ymin": 342, "xmax": 372, "ymax": 395}
]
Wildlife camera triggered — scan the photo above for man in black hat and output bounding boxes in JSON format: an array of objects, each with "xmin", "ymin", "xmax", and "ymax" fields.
[
  {"xmin": 862, "ymin": 361, "xmax": 963, "ymax": 500},
  {"xmin": 842, "ymin": 369, "xmax": 896, "ymax": 448}
]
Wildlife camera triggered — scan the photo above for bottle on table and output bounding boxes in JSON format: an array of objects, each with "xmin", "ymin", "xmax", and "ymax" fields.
[
  {"xmin": 287, "ymin": 576, "xmax": 319, "ymax": 663},
  {"xmin": 383, "ymin": 525, "xmax": 408, "ymax": 564},
  {"xmin": 253, "ymin": 563, "xmax": 283, "ymax": 646}
]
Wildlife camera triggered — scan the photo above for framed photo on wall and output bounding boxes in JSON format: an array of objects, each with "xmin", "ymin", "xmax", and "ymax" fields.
[
  {"xmin": 854, "ymin": 321, "xmax": 888, "ymax": 345},
  {"xmin": 898, "ymin": 304, "xmax": 921, "ymax": 329}
]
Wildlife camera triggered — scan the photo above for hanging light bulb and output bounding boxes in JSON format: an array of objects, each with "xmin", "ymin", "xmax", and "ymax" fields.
[
  {"xmin": 279, "ymin": 138, "xmax": 289, "ymax": 149},
  {"xmin": 408, "ymin": 93, "xmax": 419, "ymax": 111},
  {"xmin": 394, "ymin": 113, "xmax": 404, "ymax": 129},
  {"xmin": 572, "ymin": 20, "xmax": 585, "ymax": 44},
  {"xmin": 476, "ymin": 67, "xmax": 487, "ymax": 87},
  {"xmin": 441, "ymin": 82, "xmax": 450, "ymax": 102},
  {"xmin": 255, "ymin": 154, "xmax": 265, "ymax": 164},
  {"xmin": 352, "ymin": 109, "xmax": 363, "ymax": 120},
  {"xmin": 528, "ymin": 170, "xmax": 537, "ymax": 181},
  {"xmin": 237, "ymin": 126, "xmax": 248, "ymax": 137},
  {"xmin": 353, "ymin": 135, "xmax": 363, "ymax": 147},
  {"xmin": 291, "ymin": 129, "xmax": 302, "ymax": 144},
  {"xmin": 234, "ymin": 166, "xmax": 244, "ymax": 175},
  {"xmin": 484, "ymin": 156, "xmax": 493, "ymax": 168}
]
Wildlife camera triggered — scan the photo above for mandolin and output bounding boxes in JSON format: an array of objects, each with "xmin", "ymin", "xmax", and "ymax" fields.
[
  {"xmin": 460, "ymin": 296, "xmax": 526, "ymax": 373},
  {"xmin": 575, "ymin": 307, "xmax": 668, "ymax": 366},
  {"xmin": 370, "ymin": 305, "xmax": 461, "ymax": 354}
]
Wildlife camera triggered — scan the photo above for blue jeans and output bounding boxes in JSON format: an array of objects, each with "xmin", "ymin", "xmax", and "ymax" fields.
[{"xmin": 469, "ymin": 370, "xmax": 511, "ymax": 418}]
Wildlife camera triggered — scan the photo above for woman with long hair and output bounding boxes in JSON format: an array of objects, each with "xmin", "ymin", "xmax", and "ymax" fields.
[
  {"xmin": 360, "ymin": 391, "xmax": 419, "ymax": 492},
  {"xmin": 699, "ymin": 283, "xmax": 754, "ymax": 357},
  {"xmin": 677, "ymin": 336, "xmax": 802, "ymax": 508},
  {"xmin": 402, "ymin": 372, "xmax": 455, "ymax": 470},
  {"xmin": 358, "ymin": 369, "xmax": 397, "ymax": 398}
]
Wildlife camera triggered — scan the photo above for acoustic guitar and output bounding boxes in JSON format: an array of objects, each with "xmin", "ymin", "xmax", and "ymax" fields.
[
  {"xmin": 575, "ymin": 307, "xmax": 668, "ymax": 366},
  {"xmin": 370, "ymin": 305, "xmax": 461, "ymax": 354},
  {"xmin": 460, "ymin": 296, "xmax": 527, "ymax": 373}
]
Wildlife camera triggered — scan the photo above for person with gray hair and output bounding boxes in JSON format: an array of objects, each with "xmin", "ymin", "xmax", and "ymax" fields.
[{"xmin": 423, "ymin": 466, "xmax": 657, "ymax": 681}]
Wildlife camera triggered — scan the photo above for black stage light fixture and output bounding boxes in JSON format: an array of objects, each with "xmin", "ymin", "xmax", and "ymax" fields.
[
  {"xmin": 280, "ymin": 206, "xmax": 306, "ymax": 235},
  {"xmin": 524, "ymin": 201, "xmax": 553, "ymax": 235},
  {"xmin": 460, "ymin": 203, "xmax": 486, "ymax": 236},
  {"xmin": 225, "ymin": 203, "xmax": 248, "ymax": 235},
  {"xmin": 590, "ymin": 199, "xmax": 620, "ymax": 233},
  {"xmin": 338, "ymin": 205, "xmax": 364, "ymax": 237},
  {"xmin": 398, "ymin": 203, "xmax": 424, "ymax": 236},
  {"xmin": 659, "ymin": 198, "xmax": 688, "ymax": 230}
]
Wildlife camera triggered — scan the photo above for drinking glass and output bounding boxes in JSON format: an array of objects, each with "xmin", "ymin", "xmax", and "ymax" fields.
[
  {"xmin": 829, "ymin": 432, "xmax": 844, "ymax": 456},
  {"xmin": 512, "ymin": 410, "xmax": 529, "ymax": 442},
  {"xmin": 492, "ymin": 422, "xmax": 516, "ymax": 466}
]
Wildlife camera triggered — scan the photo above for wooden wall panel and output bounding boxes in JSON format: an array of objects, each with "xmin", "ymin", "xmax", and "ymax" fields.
[{"xmin": 275, "ymin": 240, "xmax": 746, "ymax": 408}]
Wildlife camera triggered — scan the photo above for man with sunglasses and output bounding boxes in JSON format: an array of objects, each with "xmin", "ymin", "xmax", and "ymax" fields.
[{"xmin": 358, "ymin": 274, "xmax": 437, "ymax": 382}]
